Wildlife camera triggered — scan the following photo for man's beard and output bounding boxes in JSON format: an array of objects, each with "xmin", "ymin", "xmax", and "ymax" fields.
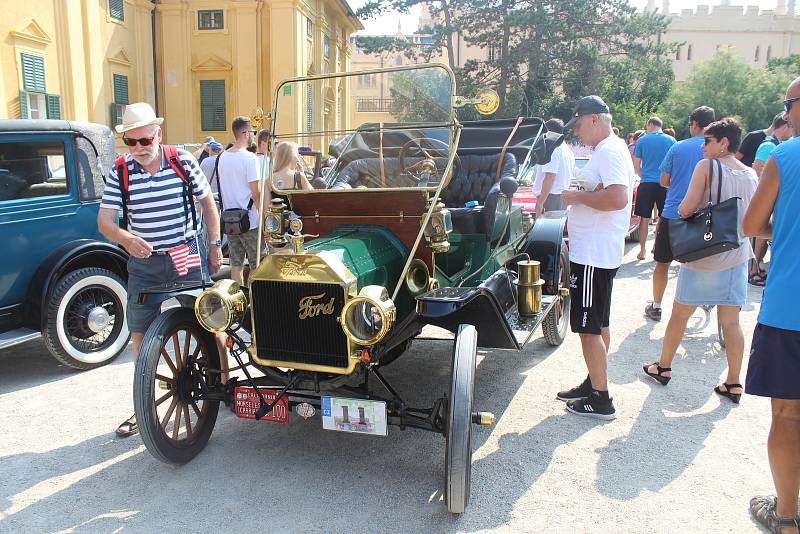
[{"xmin": 132, "ymin": 147, "xmax": 159, "ymax": 166}]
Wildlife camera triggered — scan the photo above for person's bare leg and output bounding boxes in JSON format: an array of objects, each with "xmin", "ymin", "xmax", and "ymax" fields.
[
  {"xmin": 637, "ymin": 217, "xmax": 650, "ymax": 260},
  {"xmin": 645, "ymin": 301, "xmax": 695, "ymax": 378},
  {"xmin": 230, "ymin": 265, "xmax": 244, "ymax": 287},
  {"xmin": 652, "ymin": 261, "xmax": 670, "ymax": 307},
  {"xmin": 768, "ymin": 398, "xmax": 800, "ymax": 532},
  {"xmin": 717, "ymin": 305, "xmax": 744, "ymax": 394},
  {"xmin": 601, "ymin": 327, "xmax": 610, "ymax": 353},
  {"xmin": 580, "ymin": 332, "xmax": 608, "ymax": 391},
  {"xmin": 131, "ymin": 332, "xmax": 144, "ymax": 363}
]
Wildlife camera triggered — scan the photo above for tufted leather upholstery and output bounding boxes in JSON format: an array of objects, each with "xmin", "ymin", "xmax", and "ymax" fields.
[
  {"xmin": 441, "ymin": 153, "xmax": 517, "ymax": 208},
  {"xmin": 443, "ymin": 153, "xmax": 518, "ymax": 237}
]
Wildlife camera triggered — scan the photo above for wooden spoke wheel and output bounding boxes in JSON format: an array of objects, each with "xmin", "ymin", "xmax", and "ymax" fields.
[
  {"xmin": 543, "ymin": 244, "xmax": 570, "ymax": 346},
  {"xmin": 134, "ymin": 307, "xmax": 220, "ymax": 464},
  {"xmin": 445, "ymin": 324, "xmax": 477, "ymax": 515}
]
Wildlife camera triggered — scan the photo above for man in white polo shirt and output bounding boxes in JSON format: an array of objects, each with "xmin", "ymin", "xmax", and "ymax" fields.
[
  {"xmin": 533, "ymin": 118, "xmax": 575, "ymax": 216},
  {"xmin": 556, "ymin": 95, "xmax": 635, "ymax": 420}
]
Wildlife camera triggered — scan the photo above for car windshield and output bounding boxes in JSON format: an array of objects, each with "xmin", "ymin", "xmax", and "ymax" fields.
[{"xmin": 270, "ymin": 64, "xmax": 456, "ymax": 193}]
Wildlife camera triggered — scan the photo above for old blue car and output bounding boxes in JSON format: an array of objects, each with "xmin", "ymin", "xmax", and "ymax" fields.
[{"xmin": 0, "ymin": 119, "xmax": 130, "ymax": 369}]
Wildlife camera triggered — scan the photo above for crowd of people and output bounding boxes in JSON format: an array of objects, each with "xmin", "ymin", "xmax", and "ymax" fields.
[{"xmin": 98, "ymin": 73, "xmax": 800, "ymax": 533}]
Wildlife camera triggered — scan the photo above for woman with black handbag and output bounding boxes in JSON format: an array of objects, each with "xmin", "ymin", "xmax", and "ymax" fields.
[{"xmin": 643, "ymin": 118, "xmax": 758, "ymax": 403}]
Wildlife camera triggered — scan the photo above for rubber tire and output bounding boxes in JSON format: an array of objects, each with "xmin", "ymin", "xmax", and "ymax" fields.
[
  {"xmin": 445, "ymin": 324, "xmax": 477, "ymax": 515},
  {"xmin": 542, "ymin": 245, "xmax": 570, "ymax": 346},
  {"xmin": 42, "ymin": 267, "xmax": 130, "ymax": 370},
  {"xmin": 134, "ymin": 307, "xmax": 220, "ymax": 464}
]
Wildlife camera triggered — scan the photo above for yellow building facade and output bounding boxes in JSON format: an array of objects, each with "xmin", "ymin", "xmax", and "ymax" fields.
[{"xmin": 1, "ymin": 0, "xmax": 361, "ymax": 147}]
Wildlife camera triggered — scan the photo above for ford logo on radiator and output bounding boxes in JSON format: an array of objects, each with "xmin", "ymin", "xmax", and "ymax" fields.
[{"xmin": 298, "ymin": 293, "xmax": 336, "ymax": 320}]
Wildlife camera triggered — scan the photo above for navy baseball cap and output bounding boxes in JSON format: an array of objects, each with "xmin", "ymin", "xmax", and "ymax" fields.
[{"xmin": 564, "ymin": 95, "xmax": 610, "ymax": 130}]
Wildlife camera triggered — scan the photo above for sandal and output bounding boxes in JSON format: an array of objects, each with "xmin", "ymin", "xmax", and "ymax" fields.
[
  {"xmin": 715, "ymin": 383, "xmax": 742, "ymax": 404},
  {"xmin": 643, "ymin": 362, "xmax": 671, "ymax": 385},
  {"xmin": 750, "ymin": 495, "xmax": 800, "ymax": 533},
  {"xmin": 749, "ymin": 271, "xmax": 767, "ymax": 287},
  {"xmin": 115, "ymin": 414, "xmax": 138, "ymax": 438}
]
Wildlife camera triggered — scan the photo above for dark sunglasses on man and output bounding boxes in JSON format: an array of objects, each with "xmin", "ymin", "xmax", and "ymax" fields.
[
  {"xmin": 122, "ymin": 135, "xmax": 156, "ymax": 147},
  {"xmin": 784, "ymin": 96, "xmax": 800, "ymax": 114}
]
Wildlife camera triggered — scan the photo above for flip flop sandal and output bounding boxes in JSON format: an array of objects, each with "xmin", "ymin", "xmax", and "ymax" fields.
[
  {"xmin": 643, "ymin": 362, "xmax": 671, "ymax": 385},
  {"xmin": 750, "ymin": 495, "xmax": 800, "ymax": 534},
  {"xmin": 715, "ymin": 383, "xmax": 742, "ymax": 404},
  {"xmin": 115, "ymin": 414, "xmax": 138, "ymax": 438}
]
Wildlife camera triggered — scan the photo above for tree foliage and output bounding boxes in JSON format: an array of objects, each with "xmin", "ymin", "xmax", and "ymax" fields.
[
  {"xmin": 658, "ymin": 49, "xmax": 794, "ymax": 139},
  {"xmin": 355, "ymin": 0, "xmax": 676, "ymax": 128}
]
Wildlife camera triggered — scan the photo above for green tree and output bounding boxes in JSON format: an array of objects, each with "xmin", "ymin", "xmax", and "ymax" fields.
[{"xmin": 658, "ymin": 49, "xmax": 793, "ymax": 138}]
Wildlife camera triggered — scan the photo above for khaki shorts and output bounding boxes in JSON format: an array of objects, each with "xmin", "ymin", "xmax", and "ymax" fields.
[{"xmin": 227, "ymin": 228, "xmax": 265, "ymax": 267}]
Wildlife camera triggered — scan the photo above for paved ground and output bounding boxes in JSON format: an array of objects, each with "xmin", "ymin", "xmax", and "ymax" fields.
[{"xmin": 0, "ymin": 237, "xmax": 775, "ymax": 533}]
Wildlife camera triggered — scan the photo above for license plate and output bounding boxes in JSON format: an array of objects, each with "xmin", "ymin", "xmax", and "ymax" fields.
[
  {"xmin": 321, "ymin": 397, "xmax": 387, "ymax": 436},
  {"xmin": 233, "ymin": 387, "xmax": 289, "ymax": 425}
]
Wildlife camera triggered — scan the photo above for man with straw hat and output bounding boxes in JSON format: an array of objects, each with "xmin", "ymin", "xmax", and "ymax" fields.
[{"xmin": 97, "ymin": 102, "xmax": 226, "ymax": 438}]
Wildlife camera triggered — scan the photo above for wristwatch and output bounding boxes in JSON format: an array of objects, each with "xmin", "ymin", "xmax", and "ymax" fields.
[{"xmin": 209, "ymin": 239, "xmax": 223, "ymax": 247}]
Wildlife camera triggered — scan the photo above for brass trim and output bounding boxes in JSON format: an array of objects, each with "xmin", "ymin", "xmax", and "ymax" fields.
[
  {"xmin": 194, "ymin": 280, "xmax": 246, "ymax": 333},
  {"xmin": 248, "ymin": 348, "xmax": 360, "ymax": 375},
  {"xmin": 405, "ymin": 259, "xmax": 430, "ymax": 296},
  {"xmin": 340, "ymin": 286, "xmax": 396, "ymax": 346}
]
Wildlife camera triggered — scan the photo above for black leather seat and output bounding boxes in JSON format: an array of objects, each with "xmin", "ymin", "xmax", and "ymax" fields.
[{"xmin": 443, "ymin": 153, "xmax": 518, "ymax": 236}]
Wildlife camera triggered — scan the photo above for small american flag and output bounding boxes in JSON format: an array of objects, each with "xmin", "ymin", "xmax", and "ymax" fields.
[{"xmin": 168, "ymin": 239, "xmax": 202, "ymax": 276}]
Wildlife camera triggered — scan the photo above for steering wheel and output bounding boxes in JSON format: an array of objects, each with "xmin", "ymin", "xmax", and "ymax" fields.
[{"xmin": 398, "ymin": 137, "xmax": 454, "ymax": 184}]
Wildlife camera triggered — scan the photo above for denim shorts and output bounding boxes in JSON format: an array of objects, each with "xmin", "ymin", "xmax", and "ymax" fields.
[
  {"xmin": 675, "ymin": 262, "xmax": 748, "ymax": 307},
  {"xmin": 126, "ymin": 237, "xmax": 212, "ymax": 333}
]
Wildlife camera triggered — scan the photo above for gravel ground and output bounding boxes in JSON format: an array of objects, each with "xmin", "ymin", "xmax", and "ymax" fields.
[{"xmin": 0, "ymin": 237, "xmax": 775, "ymax": 533}]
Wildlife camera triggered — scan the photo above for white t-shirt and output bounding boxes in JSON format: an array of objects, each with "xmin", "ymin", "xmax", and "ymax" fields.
[
  {"xmin": 216, "ymin": 150, "xmax": 260, "ymax": 229},
  {"xmin": 200, "ymin": 154, "xmax": 220, "ymax": 194},
  {"xmin": 533, "ymin": 142, "xmax": 575, "ymax": 196},
  {"xmin": 567, "ymin": 134, "xmax": 635, "ymax": 269}
]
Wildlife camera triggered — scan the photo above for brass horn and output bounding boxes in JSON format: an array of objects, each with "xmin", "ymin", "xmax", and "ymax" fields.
[
  {"xmin": 405, "ymin": 259, "xmax": 431, "ymax": 296},
  {"xmin": 251, "ymin": 107, "xmax": 266, "ymax": 130}
]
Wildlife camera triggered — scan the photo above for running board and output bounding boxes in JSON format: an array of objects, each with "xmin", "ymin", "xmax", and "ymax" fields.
[{"xmin": 0, "ymin": 328, "xmax": 41, "ymax": 350}]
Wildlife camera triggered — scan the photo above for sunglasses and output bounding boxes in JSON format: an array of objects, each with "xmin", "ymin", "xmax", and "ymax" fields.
[
  {"xmin": 703, "ymin": 136, "xmax": 717, "ymax": 144},
  {"xmin": 122, "ymin": 135, "xmax": 156, "ymax": 147},
  {"xmin": 784, "ymin": 96, "xmax": 800, "ymax": 114}
]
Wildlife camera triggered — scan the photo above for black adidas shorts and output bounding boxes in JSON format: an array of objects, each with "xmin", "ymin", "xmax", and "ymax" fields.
[{"xmin": 568, "ymin": 261, "xmax": 618, "ymax": 335}]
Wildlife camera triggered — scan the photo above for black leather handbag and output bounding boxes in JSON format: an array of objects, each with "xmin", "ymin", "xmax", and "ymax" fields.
[
  {"xmin": 214, "ymin": 154, "xmax": 253, "ymax": 236},
  {"xmin": 668, "ymin": 158, "xmax": 741, "ymax": 263}
]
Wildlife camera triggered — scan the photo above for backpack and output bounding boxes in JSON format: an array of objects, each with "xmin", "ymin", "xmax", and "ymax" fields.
[{"xmin": 114, "ymin": 145, "xmax": 197, "ymax": 232}]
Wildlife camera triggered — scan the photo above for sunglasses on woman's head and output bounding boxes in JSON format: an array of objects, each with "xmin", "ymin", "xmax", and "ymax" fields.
[
  {"xmin": 122, "ymin": 135, "xmax": 156, "ymax": 147},
  {"xmin": 784, "ymin": 96, "xmax": 800, "ymax": 114},
  {"xmin": 703, "ymin": 136, "xmax": 716, "ymax": 145}
]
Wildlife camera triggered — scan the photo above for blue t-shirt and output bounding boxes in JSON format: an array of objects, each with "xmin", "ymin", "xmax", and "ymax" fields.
[
  {"xmin": 633, "ymin": 131, "xmax": 676, "ymax": 183},
  {"xmin": 759, "ymin": 136, "xmax": 800, "ymax": 331},
  {"xmin": 753, "ymin": 136, "xmax": 778, "ymax": 164},
  {"xmin": 659, "ymin": 136, "xmax": 705, "ymax": 219}
]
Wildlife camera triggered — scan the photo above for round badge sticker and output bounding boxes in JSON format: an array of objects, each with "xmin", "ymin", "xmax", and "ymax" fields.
[{"xmin": 295, "ymin": 402, "xmax": 316, "ymax": 419}]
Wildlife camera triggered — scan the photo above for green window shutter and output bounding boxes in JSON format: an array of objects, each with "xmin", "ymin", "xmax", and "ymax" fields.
[
  {"xmin": 111, "ymin": 103, "xmax": 124, "ymax": 127},
  {"xmin": 200, "ymin": 80, "xmax": 226, "ymax": 131},
  {"xmin": 109, "ymin": 0, "xmax": 124, "ymax": 21},
  {"xmin": 113, "ymin": 74, "xmax": 129, "ymax": 104},
  {"xmin": 21, "ymin": 53, "xmax": 46, "ymax": 93},
  {"xmin": 19, "ymin": 90, "xmax": 29, "ymax": 119},
  {"xmin": 46, "ymin": 94, "xmax": 61, "ymax": 119}
]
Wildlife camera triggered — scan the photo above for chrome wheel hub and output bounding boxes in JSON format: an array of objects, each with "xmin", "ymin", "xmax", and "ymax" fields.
[{"xmin": 87, "ymin": 307, "xmax": 111, "ymax": 333}]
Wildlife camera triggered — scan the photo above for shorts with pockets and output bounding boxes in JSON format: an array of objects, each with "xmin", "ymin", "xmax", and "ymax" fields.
[
  {"xmin": 745, "ymin": 323, "xmax": 800, "ymax": 400},
  {"xmin": 228, "ymin": 228, "xmax": 265, "ymax": 268},
  {"xmin": 634, "ymin": 181, "xmax": 667, "ymax": 218},
  {"xmin": 568, "ymin": 261, "xmax": 618, "ymax": 335},
  {"xmin": 653, "ymin": 218, "xmax": 674, "ymax": 264}
]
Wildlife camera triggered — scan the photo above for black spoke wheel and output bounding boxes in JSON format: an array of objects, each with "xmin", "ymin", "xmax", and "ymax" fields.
[
  {"xmin": 542, "ymin": 244, "xmax": 570, "ymax": 346},
  {"xmin": 43, "ymin": 267, "xmax": 130, "ymax": 370},
  {"xmin": 134, "ymin": 308, "xmax": 220, "ymax": 464},
  {"xmin": 445, "ymin": 324, "xmax": 477, "ymax": 515}
]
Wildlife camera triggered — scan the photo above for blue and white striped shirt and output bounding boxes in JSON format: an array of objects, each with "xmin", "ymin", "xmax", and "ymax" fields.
[{"xmin": 100, "ymin": 148, "xmax": 211, "ymax": 250}]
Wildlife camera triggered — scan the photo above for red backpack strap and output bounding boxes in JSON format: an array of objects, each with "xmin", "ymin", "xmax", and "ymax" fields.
[
  {"xmin": 162, "ymin": 145, "xmax": 198, "ymax": 231},
  {"xmin": 114, "ymin": 154, "xmax": 129, "ymax": 230}
]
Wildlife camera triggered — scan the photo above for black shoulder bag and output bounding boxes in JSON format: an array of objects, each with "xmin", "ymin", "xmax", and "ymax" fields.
[
  {"xmin": 214, "ymin": 154, "xmax": 253, "ymax": 236},
  {"xmin": 668, "ymin": 158, "xmax": 741, "ymax": 263}
]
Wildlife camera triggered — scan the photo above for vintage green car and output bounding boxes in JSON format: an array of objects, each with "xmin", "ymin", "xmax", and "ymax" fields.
[{"xmin": 133, "ymin": 64, "xmax": 568, "ymax": 514}]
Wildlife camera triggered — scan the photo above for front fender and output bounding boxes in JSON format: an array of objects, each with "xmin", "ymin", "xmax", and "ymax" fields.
[
  {"xmin": 24, "ymin": 239, "xmax": 128, "ymax": 329},
  {"xmin": 519, "ymin": 210, "xmax": 567, "ymax": 292}
]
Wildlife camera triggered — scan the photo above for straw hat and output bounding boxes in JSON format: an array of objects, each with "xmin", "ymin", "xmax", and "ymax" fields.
[{"xmin": 115, "ymin": 102, "xmax": 164, "ymax": 134}]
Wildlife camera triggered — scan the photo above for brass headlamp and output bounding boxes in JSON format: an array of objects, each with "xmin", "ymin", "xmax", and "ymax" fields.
[
  {"xmin": 424, "ymin": 201, "xmax": 452, "ymax": 254},
  {"xmin": 340, "ymin": 286, "xmax": 396, "ymax": 346},
  {"xmin": 195, "ymin": 280, "xmax": 247, "ymax": 332},
  {"xmin": 266, "ymin": 198, "xmax": 288, "ymax": 247}
]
